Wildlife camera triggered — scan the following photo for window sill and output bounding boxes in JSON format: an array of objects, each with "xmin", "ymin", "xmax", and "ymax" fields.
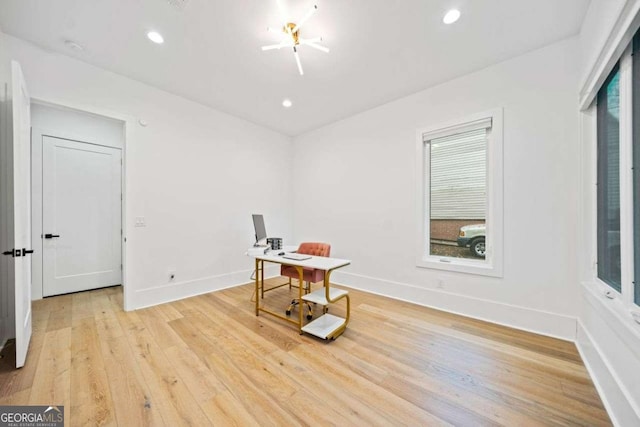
[{"xmin": 416, "ymin": 256, "xmax": 503, "ymax": 278}]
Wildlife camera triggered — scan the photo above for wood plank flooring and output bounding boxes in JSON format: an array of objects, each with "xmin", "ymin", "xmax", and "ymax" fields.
[{"xmin": 0, "ymin": 280, "xmax": 611, "ymax": 426}]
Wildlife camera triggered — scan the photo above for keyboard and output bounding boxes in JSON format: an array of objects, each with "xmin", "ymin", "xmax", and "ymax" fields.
[{"xmin": 282, "ymin": 253, "xmax": 312, "ymax": 261}]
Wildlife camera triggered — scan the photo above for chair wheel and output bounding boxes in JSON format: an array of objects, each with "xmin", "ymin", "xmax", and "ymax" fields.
[
  {"xmin": 306, "ymin": 314, "xmax": 313, "ymax": 320},
  {"xmin": 285, "ymin": 310, "xmax": 291, "ymax": 316}
]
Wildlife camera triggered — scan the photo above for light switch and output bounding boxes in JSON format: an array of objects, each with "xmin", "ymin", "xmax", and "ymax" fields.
[{"xmin": 135, "ymin": 217, "xmax": 146, "ymax": 227}]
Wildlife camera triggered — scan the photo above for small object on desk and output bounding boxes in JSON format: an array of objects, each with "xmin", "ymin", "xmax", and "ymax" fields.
[
  {"xmin": 283, "ymin": 253, "xmax": 311, "ymax": 261},
  {"xmin": 267, "ymin": 237, "xmax": 283, "ymax": 250},
  {"xmin": 278, "ymin": 252, "xmax": 285, "ymax": 256},
  {"xmin": 248, "ymin": 246, "xmax": 269, "ymax": 256}
]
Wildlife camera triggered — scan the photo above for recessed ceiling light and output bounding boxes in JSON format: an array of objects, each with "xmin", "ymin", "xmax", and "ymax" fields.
[
  {"xmin": 443, "ymin": 9, "xmax": 461, "ymax": 24},
  {"xmin": 282, "ymin": 99, "xmax": 293, "ymax": 108},
  {"xmin": 147, "ymin": 31, "xmax": 164, "ymax": 44}
]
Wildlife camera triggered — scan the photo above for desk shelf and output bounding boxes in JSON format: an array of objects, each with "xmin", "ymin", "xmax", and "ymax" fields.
[
  {"xmin": 302, "ymin": 288, "xmax": 349, "ymax": 339},
  {"xmin": 301, "ymin": 314, "xmax": 347, "ymax": 340},
  {"xmin": 301, "ymin": 288, "xmax": 348, "ymax": 306}
]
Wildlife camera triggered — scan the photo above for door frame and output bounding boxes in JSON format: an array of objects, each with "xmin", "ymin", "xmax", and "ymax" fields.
[{"xmin": 30, "ymin": 98, "xmax": 133, "ymax": 311}]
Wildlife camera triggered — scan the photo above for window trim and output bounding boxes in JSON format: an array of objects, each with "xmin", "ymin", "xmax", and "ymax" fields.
[{"xmin": 415, "ymin": 108, "xmax": 504, "ymax": 277}]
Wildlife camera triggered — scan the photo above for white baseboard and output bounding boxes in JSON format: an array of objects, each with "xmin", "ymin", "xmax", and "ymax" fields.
[
  {"xmin": 576, "ymin": 320, "xmax": 640, "ymax": 427},
  {"xmin": 130, "ymin": 265, "xmax": 280, "ymax": 310},
  {"xmin": 331, "ymin": 271, "xmax": 577, "ymax": 341}
]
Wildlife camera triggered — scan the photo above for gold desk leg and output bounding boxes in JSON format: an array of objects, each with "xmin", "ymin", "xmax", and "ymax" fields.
[
  {"xmin": 255, "ymin": 258, "xmax": 260, "ymax": 316},
  {"xmin": 324, "ymin": 268, "xmax": 350, "ymax": 339},
  {"xmin": 260, "ymin": 258, "xmax": 265, "ymax": 299},
  {"xmin": 296, "ymin": 265, "xmax": 303, "ymax": 334}
]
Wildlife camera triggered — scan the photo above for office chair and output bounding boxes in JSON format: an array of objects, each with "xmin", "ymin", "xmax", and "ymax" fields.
[{"xmin": 282, "ymin": 242, "xmax": 331, "ymax": 320}]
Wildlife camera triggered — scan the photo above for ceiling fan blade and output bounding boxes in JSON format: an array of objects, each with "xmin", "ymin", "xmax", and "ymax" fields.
[
  {"xmin": 262, "ymin": 42, "xmax": 291, "ymax": 51},
  {"xmin": 292, "ymin": 4, "xmax": 317, "ymax": 34},
  {"xmin": 276, "ymin": 0, "xmax": 289, "ymax": 27},
  {"xmin": 301, "ymin": 41, "xmax": 329, "ymax": 53},
  {"xmin": 299, "ymin": 36, "xmax": 322, "ymax": 44},
  {"xmin": 293, "ymin": 47, "xmax": 304, "ymax": 75}
]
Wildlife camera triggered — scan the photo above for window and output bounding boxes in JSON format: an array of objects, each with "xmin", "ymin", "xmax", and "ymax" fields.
[
  {"xmin": 596, "ymin": 65, "xmax": 621, "ymax": 292},
  {"xmin": 416, "ymin": 110, "xmax": 503, "ymax": 277},
  {"xmin": 593, "ymin": 27, "xmax": 640, "ymax": 308}
]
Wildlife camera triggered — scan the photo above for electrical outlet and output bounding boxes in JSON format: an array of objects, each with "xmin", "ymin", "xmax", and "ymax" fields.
[
  {"xmin": 135, "ymin": 217, "xmax": 146, "ymax": 227},
  {"xmin": 168, "ymin": 271, "xmax": 176, "ymax": 281},
  {"xmin": 437, "ymin": 278, "xmax": 445, "ymax": 289}
]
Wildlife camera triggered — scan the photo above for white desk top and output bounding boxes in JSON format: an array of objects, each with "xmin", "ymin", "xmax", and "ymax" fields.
[{"xmin": 256, "ymin": 253, "xmax": 351, "ymax": 271}]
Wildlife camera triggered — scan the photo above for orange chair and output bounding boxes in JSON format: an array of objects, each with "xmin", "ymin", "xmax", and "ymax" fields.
[{"xmin": 281, "ymin": 242, "xmax": 331, "ymax": 319}]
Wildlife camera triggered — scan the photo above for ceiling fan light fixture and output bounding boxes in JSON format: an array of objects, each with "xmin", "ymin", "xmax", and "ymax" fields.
[{"xmin": 261, "ymin": 2, "xmax": 328, "ymax": 76}]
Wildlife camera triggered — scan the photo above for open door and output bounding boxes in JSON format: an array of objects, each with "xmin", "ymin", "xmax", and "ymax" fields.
[
  {"xmin": 12, "ymin": 61, "xmax": 32, "ymax": 368},
  {"xmin": 0, "ymin": 61, "xmax": 32, "ymax": 368}
]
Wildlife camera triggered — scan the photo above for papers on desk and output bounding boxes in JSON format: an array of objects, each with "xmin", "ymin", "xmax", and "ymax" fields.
[{"xmin": 282, "ymin": 253, "xmax": 311, "ymax": 261}]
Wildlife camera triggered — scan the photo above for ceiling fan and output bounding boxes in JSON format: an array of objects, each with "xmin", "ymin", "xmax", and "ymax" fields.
[{"xmin": 261, "ymin": 1, "xmax": 329, "ymax": 76}]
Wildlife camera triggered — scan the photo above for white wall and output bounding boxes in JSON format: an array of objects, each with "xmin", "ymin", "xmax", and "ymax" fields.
[
  {"xmin": 31, "ymin": 103, "xmax": 125, "ymax": 148},
  {"xmin": 577, "ymin": 1, "xmax": 640, "ymax": 424},
  {"xmin": 292, "ymin": 38, "xmax": 581, "ymax": 340},
  {"xmin": 0, "ymin": 32, "xmax": 293, "ymax": 309}
]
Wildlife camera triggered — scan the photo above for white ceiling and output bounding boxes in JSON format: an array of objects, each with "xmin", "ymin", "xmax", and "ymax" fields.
[{"xmin": 0, "ymin": 0, "xmax": 590, "ymax": 136}]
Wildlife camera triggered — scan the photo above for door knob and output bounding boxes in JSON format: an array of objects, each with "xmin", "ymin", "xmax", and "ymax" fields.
[{"xmin": 44, "ymin": 234, "xmax": 60, "ymax": 239}]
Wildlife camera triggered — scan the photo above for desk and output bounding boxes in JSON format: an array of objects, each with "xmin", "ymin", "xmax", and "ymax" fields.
[
  {"xmin": 247, "ymin": 246, "xmax": 299, "ymax": 297},
  {"xmin": 254, "ymin": 253, "xmax": 351, "ymax": 339}
]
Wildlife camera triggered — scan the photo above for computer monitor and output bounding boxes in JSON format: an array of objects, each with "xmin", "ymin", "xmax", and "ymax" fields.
[{"xmin": 252, "ymin": 214, "xmax": 267, "ymax": 246}]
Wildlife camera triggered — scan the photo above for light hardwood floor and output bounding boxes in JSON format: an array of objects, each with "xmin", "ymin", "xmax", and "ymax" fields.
[{"xmin": 0, "ymin": 280, "xmax": 610, "ymax": 426}]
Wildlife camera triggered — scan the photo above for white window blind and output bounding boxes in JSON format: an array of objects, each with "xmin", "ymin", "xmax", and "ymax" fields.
[{"xmin": 426, "ymin": 128, "xmax": 487, "ymax": 220}]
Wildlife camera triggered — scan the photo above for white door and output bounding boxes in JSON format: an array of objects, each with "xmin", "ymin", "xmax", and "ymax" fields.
[
  {"xmin": 42, "ymin": 136, "xmax": 122, "ymax": 297},
  {"xmin": 0, "ymin": 61, "xmax": 33, "ymax": 368}
]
